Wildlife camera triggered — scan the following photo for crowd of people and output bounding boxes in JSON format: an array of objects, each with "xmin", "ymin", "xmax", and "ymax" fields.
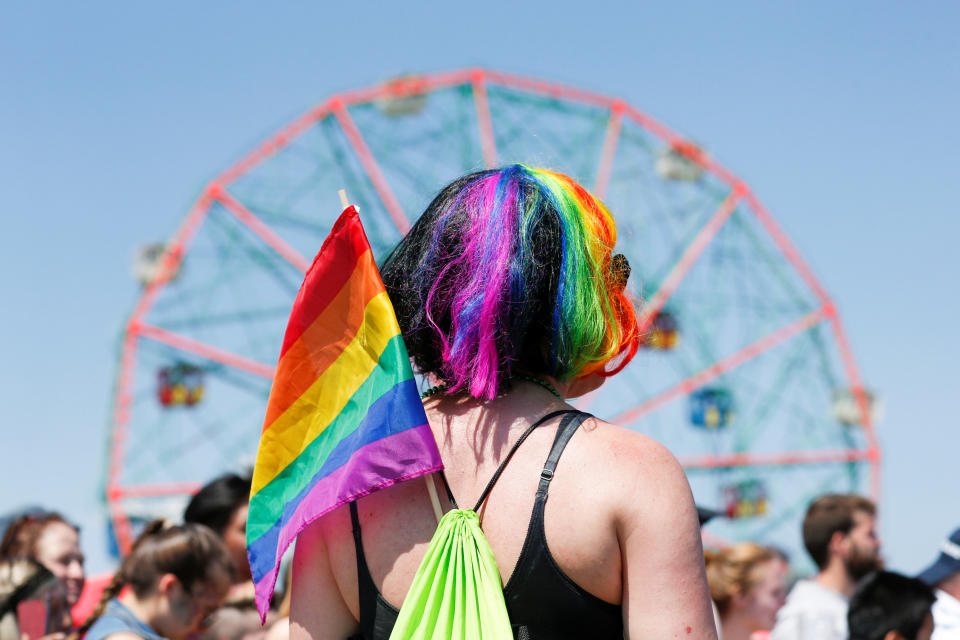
[
  {"xmin": 1, "ymin": 487, "xmax": 956, "ymax": 640},
  {"xmin": 704, "ymin": 493, "xmax": 959, "ymax": 640},
  {"xmin": 0, "ymin": 167, "xmax": 954, "ymax": 639},
  {"xmin": 0, "ymin": 472, "xmax": 289, "ymax": 640}
]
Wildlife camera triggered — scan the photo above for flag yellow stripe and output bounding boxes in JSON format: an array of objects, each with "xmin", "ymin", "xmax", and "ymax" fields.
[{"xmin": 251, "ymin": 290, "xmax": 399, "ymax": 495}]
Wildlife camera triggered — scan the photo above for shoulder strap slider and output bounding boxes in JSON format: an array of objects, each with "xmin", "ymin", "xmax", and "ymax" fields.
[{"xmin": 540, "ymin": 468, "xmax": 554, "ymax": 481}]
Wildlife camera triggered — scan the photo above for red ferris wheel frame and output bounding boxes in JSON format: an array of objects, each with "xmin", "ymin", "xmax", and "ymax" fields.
[{"xmin": 106, "ymin": 68, "xmax": 881, "ymax": 554}]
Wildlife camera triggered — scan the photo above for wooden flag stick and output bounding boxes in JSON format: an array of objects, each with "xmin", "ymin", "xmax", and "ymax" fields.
[
  {"xmin": 338, "ymin": 189, "xmax": 350, "ymax": 209},
  {"xmin": 424, "ymin": 475, "xmax": 443, "ymax": 524}
]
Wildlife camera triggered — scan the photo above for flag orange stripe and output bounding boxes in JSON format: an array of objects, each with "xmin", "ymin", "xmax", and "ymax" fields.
[{"xmin": 262, "ymin": 249, "xmax": 383, "ymax": 430}]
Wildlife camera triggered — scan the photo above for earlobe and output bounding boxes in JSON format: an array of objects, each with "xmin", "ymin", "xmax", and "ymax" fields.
[{"xmin": 730, "ymin": 589, "xmax": 746, "ymax": 609}]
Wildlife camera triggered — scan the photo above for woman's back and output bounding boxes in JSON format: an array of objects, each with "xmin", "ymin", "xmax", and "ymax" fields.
[
  {"xmin": 289, "ymin": 165, "xmax": 717, "ymax": 639},
  {"xmin": 295, "ymin": 386, "xmax": 716, "ymax": 638}
]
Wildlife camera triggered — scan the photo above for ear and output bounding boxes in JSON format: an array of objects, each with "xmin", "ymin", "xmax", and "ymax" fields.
[
  {"xmin": 157, "ymin": 573, "xmax": 180, "ymax": 596},
  {"xmin": 728, "ymin": 584, "xmax": 746, "ymax": 609},
  {"xmin": 828, "ymin": 530, "xmax": 849, "ymax": 557},
  {"xmin": 882, "ymin": 631, "xmax": 906, "ymax": 640}
]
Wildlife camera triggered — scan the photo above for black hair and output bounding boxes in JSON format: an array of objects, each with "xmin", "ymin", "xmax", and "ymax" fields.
[
  {"xmin": 379, "ymin": 165, "xmax": 639, "ymax": 399},
  {"xmin": 183, "ymin": 472, "xmax": 252, "ymax": 536},
  {"xmin": 848, "ymin": 570, "xmax": 935, "ymax": 640}
]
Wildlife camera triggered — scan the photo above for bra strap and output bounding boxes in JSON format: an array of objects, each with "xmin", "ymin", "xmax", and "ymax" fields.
[
  {"xmin": 472, "ymin": 409, "xmax": 579, "ymax": 513},
  {"xmin": 536, "ymin": 411, "xmax": 592, "ymax": 499},
  {"xmin": 438, "ymin": 471, "xmax": 458, "ymax": 510}
]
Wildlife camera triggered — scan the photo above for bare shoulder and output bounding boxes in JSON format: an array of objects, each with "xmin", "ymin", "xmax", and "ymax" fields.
[
  {"xmin": 579, "ymin": 417, "xmax": 689, "ymax": 487},
  {"xmin": 581, "ymin": 418, "xmax": 714, "ymax": 638},
  {"xmin": 575, "ymin": 416, "xmax": 697, "ymax": 526}
]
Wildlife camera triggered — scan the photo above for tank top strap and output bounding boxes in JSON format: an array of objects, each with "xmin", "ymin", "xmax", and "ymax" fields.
[
  {"xmin": 472, "ymin": 409, "xmax": 580, "ymax": 513},
  {"xmin": 535, "ymin": 411, "xmax": 592, "ymax": 500},
  {"xmin": 349, "ymin": 501, "xmax": 379, "ymax": 624}
]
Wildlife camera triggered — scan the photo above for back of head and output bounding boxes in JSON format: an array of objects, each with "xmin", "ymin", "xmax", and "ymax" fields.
[
  {"xmin": 76, "ymin": 520, "xmax": 234, "ymax": 637},
  {"xmin": 184, "ymin": 472, "xmax": 252, "ymax": 536},
  {"xmin": 0, "ymin": 512, "xmax": 75, "ymax": 561},
  {"xmin": 121, "ymin": 521, "xmax": 234, "ymax": 597},
  {"xmin": 381, "ymin": 164, "xmax": 640, "ymax": 400},
  {"xmin": 802, "ymin": 494, "xmax": 875, "ymax": 570},
  {"xmin": 704, "ymin": 542, "xmax": 776, "ymax": 616},
  {"xmin": 848, "ymin": 571, "xmax": 934, "ymax": 640}
]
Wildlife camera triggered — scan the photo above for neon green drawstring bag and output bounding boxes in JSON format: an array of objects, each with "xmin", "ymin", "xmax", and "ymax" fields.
[
  {"xmin": 389, "ymin": 410, "xmax": 581, "ymax": 640},
  {"xmin": 388, "ymin": 508, "xmax": 513, "ymax": 640}
]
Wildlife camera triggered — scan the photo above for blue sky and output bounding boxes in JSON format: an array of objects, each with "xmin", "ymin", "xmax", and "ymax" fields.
[{"xmin": 1, "ymin": 2, "xmax": 957, "ymax": 575}]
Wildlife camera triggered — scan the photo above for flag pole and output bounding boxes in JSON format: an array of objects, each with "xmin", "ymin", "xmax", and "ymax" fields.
[{"xmin": 424, "ymin": 474, "xmax": 443, "ymax": 524}]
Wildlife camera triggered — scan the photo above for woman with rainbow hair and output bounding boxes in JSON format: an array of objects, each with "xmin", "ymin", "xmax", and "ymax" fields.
[{"xmin": 291, "ymin": 165, "xmax": 717, "ymax": 639}]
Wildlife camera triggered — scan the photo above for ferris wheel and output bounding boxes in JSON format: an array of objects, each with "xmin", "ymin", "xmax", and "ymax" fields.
[{"xmin": 105, "ymin": 69, "xmax": 880, "ymax": 568}]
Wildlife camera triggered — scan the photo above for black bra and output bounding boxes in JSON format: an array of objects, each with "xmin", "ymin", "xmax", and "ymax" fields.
[{"xmin": 348, "ymin": 410, "xmax": 623, "ymax": 639}]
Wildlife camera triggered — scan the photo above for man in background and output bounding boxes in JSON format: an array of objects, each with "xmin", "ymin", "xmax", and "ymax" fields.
[
  {"xmin": 848, "ymin": 571, "xmax": 935, "ymax": 640},
  {"xmin": 771, "ymin": 494, "xmax": 882, "ymax": 640},
  {"xmin": 917, "ymin": 527, "xmax": 960, "ymax": 639}
]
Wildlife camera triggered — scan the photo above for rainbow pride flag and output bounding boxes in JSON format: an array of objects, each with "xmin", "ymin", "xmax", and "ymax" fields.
[{"xmin": 247, "ymin": 205, "xmax": 443, "ymax": 619}]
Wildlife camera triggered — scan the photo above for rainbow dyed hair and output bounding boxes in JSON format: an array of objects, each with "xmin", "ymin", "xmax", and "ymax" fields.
[{"xmin": 381, "ymin": 164, "xmax": 639, "ymax": 400}]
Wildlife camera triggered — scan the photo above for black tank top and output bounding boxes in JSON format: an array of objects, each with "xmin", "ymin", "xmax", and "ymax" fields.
[{"xmin": 348, "ymin": 410, "xmax": 623, "ymax": 639}]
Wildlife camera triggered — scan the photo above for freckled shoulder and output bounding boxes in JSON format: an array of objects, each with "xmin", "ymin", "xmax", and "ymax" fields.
[
  {"xmin": 579, "ymin": 417, "xmax": 685, "ymax": 479},
  {"xmin": 574, "ymin": 417, "xmax": 693, "ymax": 518}
]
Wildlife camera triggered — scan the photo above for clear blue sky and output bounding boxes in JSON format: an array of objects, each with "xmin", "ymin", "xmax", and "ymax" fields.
[{"xmin": 2, "ymin": 2, "xmax": 957, "ymax": 575}]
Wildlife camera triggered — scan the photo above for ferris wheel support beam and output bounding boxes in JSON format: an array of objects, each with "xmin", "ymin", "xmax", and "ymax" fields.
[
  {"xmin": 637, "ymin": 187, "xmax": 745, "ymax": 335},
  {"xmin": 331, "ymin": 98, "xmax": 412, "ymax": 235},
  {"xmin": 215, "ymin": 105, "xmax": 331, "ymax": 188},
  {"xmin": 216, "ymin": 70, "xmax": 477, "ymax": 189},
  {"xmin": 680, "ymin": 447, "xmax": 875, "ymax": 470},
  {"xmin": 134, "ymin": 322, "xmax": 275, "ymax": 380},
  {"xmin": 108, "ymin": 481, "xmax": 202, "ymax": 500},
  {"xmin": 485, "ymin": 70, "xmax": 617, "ymax": 110},
  {"xmin": 107, "ymin": 193, "xmax": 216, "ymax": 554},
  {"xmin": 826, "ymin": 312, "xmax": 882, "ymax": 501},
  {"xmin": 613, "ymin": 306, "xmax": 829, "ymax": 425},
  {"xmin": 471, "ymin": 70, "xmax": 498, "ymax": 169},
  {"xmin": 740, "ymin": 188, "xmax": 881, "ymax": 503},
  {"xmin": 210, "ymin": 185, "xmax": 311, "ymax": 273},
  {"xmin": 593, "ymin": 103, "xmax": 625, "ymax": 200}
]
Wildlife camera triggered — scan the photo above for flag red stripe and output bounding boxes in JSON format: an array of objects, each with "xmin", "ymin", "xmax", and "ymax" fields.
[{"xmin": 279, "ymin": 208, "xmax": 371, "ymax": 357}]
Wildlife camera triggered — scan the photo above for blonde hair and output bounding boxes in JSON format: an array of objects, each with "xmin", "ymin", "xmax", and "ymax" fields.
[{"xmin": 704, "ymin": 543, "xmax": 777, "ymax": 615}]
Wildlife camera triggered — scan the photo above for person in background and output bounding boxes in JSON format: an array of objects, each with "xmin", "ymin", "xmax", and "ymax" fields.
[
  {"xmin": 184, "ymin": 472, "xmax": 285, "ymax": 640},
  {"xmin": 184, "ymin": 473, "xmax": 252, "ymax": 587},
  {"xmin": 771, "ymin": 494, "xmax": 882, "ymax": 640},
  {"xmin": 0, "ymin": 512, "xmax": 85, "ymax": 633},
  {"xmin": 705, "ymin": 543, "xmax": 789, "ymax": 640},
  {"xmin": 77, "ymin": 520, "xmax": 233, "ymax": 640},
  {"xmin": 848, "ymin": 571, "xmax": 935, "ymax": 640},
  {"xmin": 917, "ymin": 526, "xmax": 960, "ymax": 639}
]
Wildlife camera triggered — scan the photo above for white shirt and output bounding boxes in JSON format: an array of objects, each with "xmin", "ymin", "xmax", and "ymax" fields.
[
  {"xmin": 932, "ymin": 589, "xmax": 960, "ymax": 640},
  {"xmin": 770, "ymin": 579, "xmax": 849, "ymax": 640}
]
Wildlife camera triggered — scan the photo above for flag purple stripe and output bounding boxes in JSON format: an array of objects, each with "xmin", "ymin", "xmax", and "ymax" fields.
[{"xmin": 252, "ymin": 423, "xmax": 444, "ymax": 612}]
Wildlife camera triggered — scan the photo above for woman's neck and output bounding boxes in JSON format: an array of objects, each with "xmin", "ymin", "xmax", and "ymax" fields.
[
  {"xmin": 424, "ymin": 378, "xmax": 571, "ymax": 450},
  {"xmin": 118, "ymin": 590, "xmax": 160, "ymax": 630},
  {"xmin": 721, "ymin": 611, "xmax": 759, "ymax": 640}
]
